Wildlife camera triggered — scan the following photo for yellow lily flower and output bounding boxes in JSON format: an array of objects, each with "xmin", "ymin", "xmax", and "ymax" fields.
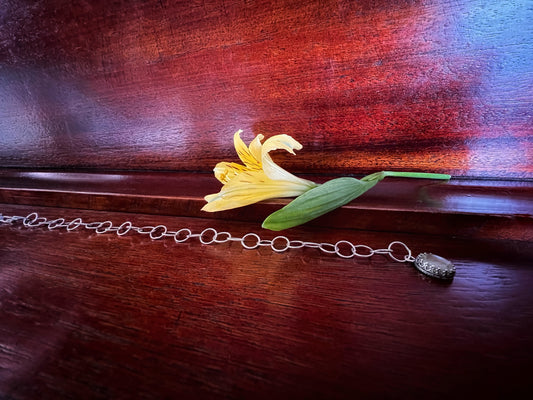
[{"xmin": 202, "ymin": 130, "xmax": 318, "ymax": 212}]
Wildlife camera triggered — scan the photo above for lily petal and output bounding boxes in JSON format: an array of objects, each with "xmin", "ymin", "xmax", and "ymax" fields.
[
  {"xmin": 203, "ymin": 170, "xmax": 312, "ymax": 212},
  {"xmin": 234, "ymin": 130, "xmax": 261, "ymax": 169},
  {"xmin": 261, "ymin": 134, "xmax": 315, "ymax": 187},
  {"xmin": 203, "ymin": 130, "xmax": 317, "ymax": 212},
  {"xmin": 213, "ymin": 161, "xmax": 247, "ymax": 184},
  {"xmin": 248, "ymin": 134, "xmax": 264, "ymax": 162}
]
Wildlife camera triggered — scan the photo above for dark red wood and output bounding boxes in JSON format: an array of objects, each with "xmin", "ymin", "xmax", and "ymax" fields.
[
  {"xmin": 1, "ymin": 1, "xmax": 532, "ymax": 398},
  {"xmin": 1, "ymin": 0, "xmax": 532, "ymax": 178},
  {"xmin": 1, "ymin": 169, "xmax": 532, "ymax": 241},
  {"xmin": 0, "ymin": 204, "xmax": 532, "ymax": 399}
]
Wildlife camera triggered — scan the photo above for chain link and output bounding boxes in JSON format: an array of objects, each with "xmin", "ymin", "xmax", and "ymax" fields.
[{"xmin": 0, "ymin": 212, "xmax": 415, "ymax": 263}]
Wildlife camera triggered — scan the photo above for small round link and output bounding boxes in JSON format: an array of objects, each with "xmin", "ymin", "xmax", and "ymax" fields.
[
  {"xmin": 1, "ymin": 211, "xmax": 420, "ymax": 266},
  {"xmin": 387, "ymin": 241, "xmax": 413, "ymax": 263},
  {"xmin": 241, "ymin": 233, "xmax": 260, "ymax": 250},
  {"xmin": 174, "ymin": 228, "xmax": 192, "ymax": 243},
  {"xmin": 318, "ymin": 242, "xmax": 336, "ymax": 254},
  {"xmin": 67, "ymin": 218, "xmax": 84, "ymax": 231},
  {"xmin": 288, "ymin": 240, "xmax": 305, "ymax": 249},
  {"xmin": 199, "ymin": 228, "xmax": 217, "ymax": 244},
  {"xmin": 335, "ymin": 240, "xmax": 357, "ymax": 259},
  {"xmin": 116, "ymin": 221, "xmax": 133, "ymax": 236},
  {"xmin": 214, "ymin": 231, "xmax": 232, "ymax": 243},
  {"xmin": 95, "ymin": 221, "xmax": 114, "ymax": 234},
  {"xmin": 353, "ymin": 245, "xmax": 374, "ymax": 258},
  {"xmin": 47, "ymin": 218, "xmax": 66, "ymax": 230},
  {"xmin": 0, "ymin": 215, "xmax": 13, "ymax": 223},
  {"xmin": 150, "ymin": 225, "xmax": 167, "ymax": 240},
  {"xmin": 137, "ymin": 226, "xmax": 155, "ymax": 235},
  {"xmin": 23, "ymin": 213, "xmax": 47, "ymax": 227},
  {"xmin": 23, "ymin": 212, "xmax": 38, "ymax": 226},
  {"xmin": 85, "ymin": 221, "xmax": 103, "ymax": 230},
  {"xmin": 271, "ymin": 236, "xmax": 290, "ymax": 253}
]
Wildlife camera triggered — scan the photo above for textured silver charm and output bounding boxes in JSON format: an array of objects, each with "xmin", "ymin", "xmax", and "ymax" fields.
[{"xmin": 414, "ymin": 253, "xmax": 455, "ymax": 280}]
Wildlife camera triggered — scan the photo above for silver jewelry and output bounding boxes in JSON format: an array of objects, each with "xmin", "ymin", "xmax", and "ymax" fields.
[
  {"xmin": 414, "ymin": 253, "xmax": 456, "ymax": 280},
  {"xmin": 0, "ymin": 212, "xmax": 455, "ymax": 281}
]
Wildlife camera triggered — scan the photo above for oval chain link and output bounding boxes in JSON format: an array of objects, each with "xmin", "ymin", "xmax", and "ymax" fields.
[{"xmin": 0, "ymin": 212, "xmax": 414, "ymax": 263}]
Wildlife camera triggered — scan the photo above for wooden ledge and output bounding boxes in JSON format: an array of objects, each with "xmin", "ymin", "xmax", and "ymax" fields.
[{"xmin": 0, "ymin": 169, "xmax": 532, "ymax": 241}]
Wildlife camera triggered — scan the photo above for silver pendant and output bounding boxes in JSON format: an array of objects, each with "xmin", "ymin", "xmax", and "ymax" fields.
[{"xmin": 414, "ymin": 253, "xmax": 456, "ymax": 280}]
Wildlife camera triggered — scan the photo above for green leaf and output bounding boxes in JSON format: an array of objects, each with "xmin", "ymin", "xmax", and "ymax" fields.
[
  {"xmin": 261, "ymin": 170, "xmax": 450, "ymax": 231},
  {"xmin": 262, "ymin": 177, "xmax": 379, "ymax": 231}
]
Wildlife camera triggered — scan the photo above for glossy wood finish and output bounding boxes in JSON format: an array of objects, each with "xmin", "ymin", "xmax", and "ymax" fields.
[
  {"xmin": 1, "ymin": 0, "xmax": 532, "ymax": 178},
  {"xmin": 1, "ymin": 1, "xmax": 532, "ymax": 398},
  {"xmin": 1, "ymin": 204, "xmax": 532, "ymax": 399},
  {"xmin": 1, "ymin": 169, "xmax": 532, "ymax": 241}
]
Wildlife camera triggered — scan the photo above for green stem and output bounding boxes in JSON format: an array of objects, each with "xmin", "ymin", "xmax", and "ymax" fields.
[
  {"xmin": 361, "ymin": 171, "xmax": 451, "ymax": 182},
  {"xmin": 382, "ymin": 171, "xmax": 451, "ymax": 180}
]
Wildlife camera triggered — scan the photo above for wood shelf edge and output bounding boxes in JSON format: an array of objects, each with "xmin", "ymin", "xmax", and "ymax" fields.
[{"xmin": 1, "ymin": 169, "xmax": 531, "ymax": 241}]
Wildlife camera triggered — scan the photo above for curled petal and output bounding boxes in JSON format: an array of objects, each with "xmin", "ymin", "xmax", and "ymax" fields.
[
  {"xmin": 213, "ymin": 162, "xmax": 247, "ymax": 184},
  {"xmin": 234, "ymin": 130, "xmax": 261, "ymax": 169},
  {"xmin": 248, "ymin": 134, "xmax": 264, "ymax": 163},
  {"xmin": 261, "ymin": 135, "xmax": 315, "ymax": 187}
]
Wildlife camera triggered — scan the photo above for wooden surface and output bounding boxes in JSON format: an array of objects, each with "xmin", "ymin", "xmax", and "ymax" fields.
[
  {"xmin": 1, "ymin": 0, "xmax": 532, "ymax": 178},
  {"xmin": 1, "ymin": 169, "xmax": 532, "ymax": 241},
  {"xmin": 1, "ymin": 203, "xmax": 532, "ymax": 399},
  {"xmin": 1, "ymin": 1, "xmax": 533, "ymax": 398}
]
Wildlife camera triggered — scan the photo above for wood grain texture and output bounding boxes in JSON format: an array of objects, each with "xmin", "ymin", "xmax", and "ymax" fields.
[
  {"xmin": 1, "ymin": 170, "xmax": 532, "ymax": 241},
  {"xmin": 0, "ymin": 204, "xmax": 532, "ymax": 399},
  {"xmin": 1, "ymin": 1, "xmax": 532, "ymax": 398},
  {"xmin": 1, "ymin": 0, "xmax": 532, "ymax": 178}
]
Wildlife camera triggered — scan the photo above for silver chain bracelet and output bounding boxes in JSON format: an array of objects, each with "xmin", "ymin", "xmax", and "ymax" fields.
[{"xmin": 0, "ymin": 212, "xmax": 455, "ymax": 281}]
